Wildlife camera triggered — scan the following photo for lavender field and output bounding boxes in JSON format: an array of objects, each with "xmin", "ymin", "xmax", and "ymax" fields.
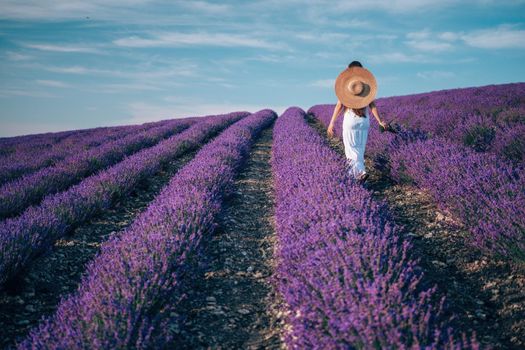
[{"xmin": 0, "ymin": 82, "xmax": 524, "ymax": 349}]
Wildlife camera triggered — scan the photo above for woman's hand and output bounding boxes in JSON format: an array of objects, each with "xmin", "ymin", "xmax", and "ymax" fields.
[
  {"xmin": 327, "ymin": 124, "xmax": 335, "ymax": 137},
  {"xmin": 378, "ymin": 120, "xmax": 387, "ymax": 129}
]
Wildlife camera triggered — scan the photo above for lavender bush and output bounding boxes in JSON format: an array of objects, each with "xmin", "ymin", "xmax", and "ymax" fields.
[
  {"xmin": 0, "ymin": 119, "xmax": 194, "ymax": 219},
  {"xmin": 0, "ymin": 117, "xmax": 183, "ymax": 150},
  {"xmin": 389, "ymin": 137, "xmax": 525, "ymax": 262},
  {"xmin": 492, "ymin": 123, "xmax": 525, "ymax": 164},
  {"xmin": 0, "ymin": 112, "xmax": 248, "ymax": 288},
  {"xmin": 0, "ymin": 128, "xmax": 92, "ymax": 153},
  {"xmin": 374, "ymin": 83, "xmax": 525, "ymax": 138},
  {"xmin": 0, "ymin": 118, "xmax": 180, "ymax": 186},
  {"xmin": 272, "ymin": 107, "xmax": 477, "ymax": 349},
  {"xmin": 17, "ymin": 109, "xmax": 276, "ymax": 349}
]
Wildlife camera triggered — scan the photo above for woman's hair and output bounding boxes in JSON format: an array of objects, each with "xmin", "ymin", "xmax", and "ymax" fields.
[
  {"xmin": 352, "ymin": 106, "xmax": 367, "ymax": 116},
  {"xmin": 346, "ymin": 60, "xmax": 366, "ymax": 116},
  {"xmin": 348, "ymin": 60, "xmax": 363, "ymax": 68}
]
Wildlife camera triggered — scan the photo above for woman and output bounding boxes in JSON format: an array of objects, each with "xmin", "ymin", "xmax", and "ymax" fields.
[{"xmin": 327, "ymin": 60, "xmax": 388, "ymax": 183}]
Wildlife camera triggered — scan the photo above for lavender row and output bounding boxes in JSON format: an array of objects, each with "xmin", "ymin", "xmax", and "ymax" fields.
[
  {"xmin": 0, "ymin": 118, "xmax": 179, "ymax": 186},
  {"xmin": 0, "ymin": 125, "xmax": 133, "ymax": 186},
  {"xmin": 375, "ymin": 82, "xmax": 524, "ymax": 137},
  {"xmin": 0, "ymin": 111, "xmax": 248, "ymax": 288},
  {"xmin": 271, "ymin": 107, "xmax": 476, "ymax": 348},
  {"xmin": 0, "ymin": 123, "xmax": 136, "ymax": 159},
  {"xmin": 389, "ymin": 137, "xmax": 525, "ymax": 262},
  {"xmin": 375, "ymin": 82, "xmax": 525, "ymax": 165},
  {"xmin": 0, "ymin": 118, "xmax": 195, "ymax": 219},
  {"xmin": 18, "ymin": 109, "xmax": 276, "ymax": 349},
  {"xmin": 0, "ymin": 117, "xmax": 172, "ymax": 149},
  {"xmin": 0, "ymin": 128, "xmax": 91, "ymax": 150}
]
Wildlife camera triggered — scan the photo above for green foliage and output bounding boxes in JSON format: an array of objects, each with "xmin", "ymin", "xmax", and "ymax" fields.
[{"xmin": 462, "ymin": 124, "xmax": 496, "ymax": 152}]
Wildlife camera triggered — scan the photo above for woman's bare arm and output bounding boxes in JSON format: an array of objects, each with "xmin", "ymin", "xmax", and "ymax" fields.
[
  {"xmin": 327, "ymin": 100, "xmax": 343, "ymax": 137},
  {"xmin": 369, "ymin": 101, "xmax": 386, "ymax": 128}
]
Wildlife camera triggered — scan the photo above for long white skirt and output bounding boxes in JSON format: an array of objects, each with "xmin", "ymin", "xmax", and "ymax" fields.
[{"xmin": 342, "ymin": 108, "xmax": 370, "ymax": 178}]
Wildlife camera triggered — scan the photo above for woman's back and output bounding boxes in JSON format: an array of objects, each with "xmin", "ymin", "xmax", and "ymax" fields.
[{"xmin": 344, "ymin": 105, "xmax": 369, "ymax": 118}]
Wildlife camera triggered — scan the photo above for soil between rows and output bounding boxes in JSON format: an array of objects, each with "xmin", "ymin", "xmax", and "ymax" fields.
[
  {"xmin": 0, "ymin": 148, "xmax": 201, "ymax": 349},
  {"xmin": 305, "ymin": 113, "xmax": 525, "ymax": 349},
  {"xmin": 174, "ymin": 126, "xmax": 284, "ymax": 349}
]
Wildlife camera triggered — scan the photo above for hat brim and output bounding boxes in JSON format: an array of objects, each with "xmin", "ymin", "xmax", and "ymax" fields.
[{"xmin": 334, "ymin": 67, "xmax": 377, "ymax": 109}]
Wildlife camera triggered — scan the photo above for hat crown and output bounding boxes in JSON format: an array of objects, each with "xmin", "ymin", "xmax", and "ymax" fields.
[
  {"xmin": 348, "ymin": 80, "xmax": 364, "ymax": 96},
  {"xmin": 334, "ymin": 66, "xmax": 377, "ymax": 109}
]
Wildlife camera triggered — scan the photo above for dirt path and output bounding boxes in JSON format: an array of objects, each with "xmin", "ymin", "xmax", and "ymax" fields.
[
  {"xmin": 0, "ymin": 149, "xmax": 200, "ymax": 349},
  {"xmin": 175, "ymin": 126, "xmax": 284, "ymax": 349},
  {"xmin": 305, "ymin": 113, "xmax": 525, "ymax": 349}
]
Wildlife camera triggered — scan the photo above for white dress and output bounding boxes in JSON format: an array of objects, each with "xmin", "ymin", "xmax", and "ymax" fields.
[{"xmin": 342, "ymin": 106, "xmax": 370, "ymax": 178}]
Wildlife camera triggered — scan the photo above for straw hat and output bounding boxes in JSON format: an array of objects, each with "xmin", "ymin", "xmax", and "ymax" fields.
[{"xmin": 334, "ymin": 66, "xmax": 377, "ymax": 108}]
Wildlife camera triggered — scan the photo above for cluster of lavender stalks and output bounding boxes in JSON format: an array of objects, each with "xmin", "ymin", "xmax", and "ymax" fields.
[{"xmin": 272, "ymin": 106, "xmax": 478, "ymax": 349}]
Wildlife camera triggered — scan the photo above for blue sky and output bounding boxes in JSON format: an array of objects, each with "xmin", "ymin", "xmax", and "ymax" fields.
[{"xmin": 1, "ymin": 0, "xmax": 524, "ymax": 137}]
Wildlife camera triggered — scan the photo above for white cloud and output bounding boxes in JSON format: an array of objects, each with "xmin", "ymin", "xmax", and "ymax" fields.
[
  {"xmin": 178, "ymin": 1, "xmax": 231, "ymax": 14},
  {"xmin": 248, "ymin": 54, "xmax": 292, "ymax": 63},
  {"xmin": 37, "ymin": 63, "xmax": 198, "ymax": 80},
  {"xmin": 21, "ymin": 43, "xmax": 103, "ymax": 54},
  {"xmin": 405, "ymin": 28, "xmax": 454, "ymax": 52},
  {"xmin": 5, "ymin": 51, "xmax": 32, "ymax": 61},
  {"xmin": 406, "ymin": 24, "xmax": 525, "ymax": 52},
  {"xmin": 294, "ymin": 32, "xmax": 349, "ymax": 43},
  {"xmin": 416, "ymin": 70, "xmax": 456, "ymax": 79},
  {"xmin": 406, "ymin": 29, "xmax": 432, "ymax": 40},
  {"xmin": 247, "ymin": 0, "xmax": 454, "ymax": 15},
  {"xmin": 0, "ymin": 0, "xmax": 245, "ymax": 29},
  {"xmin": 317, "ymin": 0, "xmax": 525, "ymax": 15},
  {"xmin": 113, "ymin": 32, "xmax": 290, "ymax": 51},
  {"xmin": 286, "ymin": 30, "xmax": 398, "ymax": 51},
  {"xmin": 216, "ymin": 53, "xmax": 300, "ymax": 68},
  {"xmin": 96, "ymin": 83, "xmax": 166, "ymax": 93},
  {"xmin": 331, "ymin": 0, "xmax": 459, "ymax": 14},
  {"xmin": 460, "ymin": 24, "xmax": 525, "ymax": 49},
  {"xmin": 35, "ymin": 79, "xmax": 70, "ymax": 88},
  {"xmin": 44, "ymin": 65, "xmax": 91, "ymax": 74},
  {"xmin": 332, "ymin": 19, "xmax": 372, "ymax": 29},
  {"xmin": 367, "ymin": 51, "xmax": 434, "ymax": 63},
  {"xmin": 0, "ymin": 0, "xmax": 160, "ymax": 22},
  {"xmin": 438, "ymin": 31, "xmax": 459, "ymax": 41},
  {"xmin": 1, "ymin": 0, "xmax": 523, "ymax": 24},
  {"xmin": 309, "ymin": 79, "xmax": 334, "ymax": 88},
  {"xmin": 312, "ymin": 51, "xmax": 344, "ymax": 60},
  {"xmin": 405, "ymin": 40, "xmax": 454, "ymax": 52},
  {"xmin": 375, "ymin": 74, "xmax": 401, "ymax": 84},
  {"xmin": 0, "ymin": 88, "xmax": 56, "ymax": 98}
]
